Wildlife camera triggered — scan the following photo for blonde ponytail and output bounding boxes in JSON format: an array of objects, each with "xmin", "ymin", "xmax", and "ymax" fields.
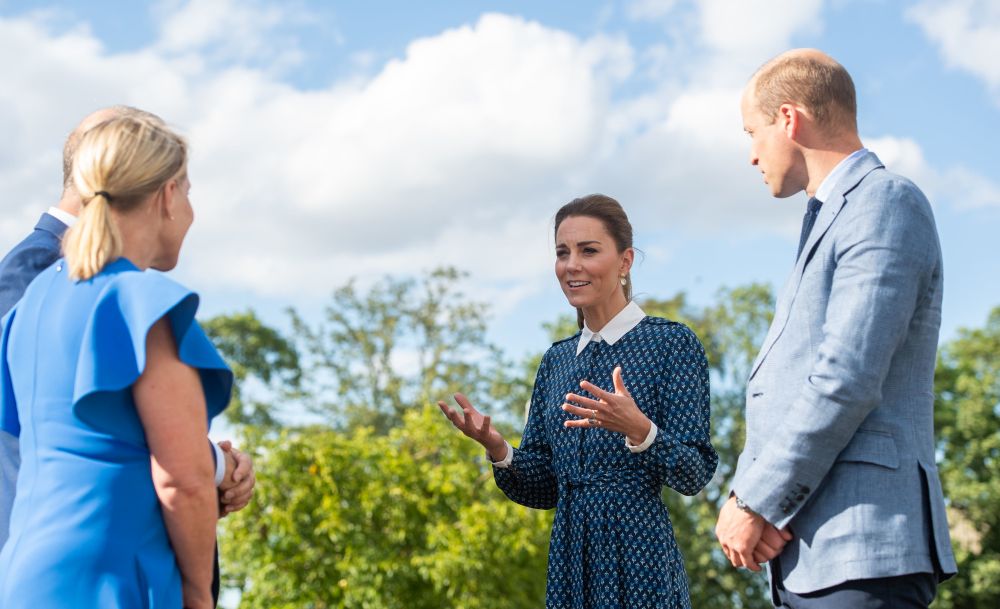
[
  {"xmin": 63, "ymin": 115, "xmax": 187, "ymax": 280},
  {"xmin": 63, "ymin": 193, "xmax": 122, "ymax": 280}
]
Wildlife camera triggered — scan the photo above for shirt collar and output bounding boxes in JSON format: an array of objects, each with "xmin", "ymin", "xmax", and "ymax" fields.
[
  {"xmin": 576, "ymin": 301, "xmax": 646, "ymax": 356},
  {"xmin": 46, "ymin": 207, "xmax": 77, "ymax": 227},
  {"xmin": 814, "ymin": 147, "xmax": 868, "ymax": 204}
]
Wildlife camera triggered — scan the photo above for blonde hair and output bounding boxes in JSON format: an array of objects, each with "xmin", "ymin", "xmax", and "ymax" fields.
[
  {"xmin": 752, "ymin": 53, "xmax": 857, "ymax": 133},
  {"xmin": 64, "ymin": 116, "xmax": 187, "ymax": 280}
]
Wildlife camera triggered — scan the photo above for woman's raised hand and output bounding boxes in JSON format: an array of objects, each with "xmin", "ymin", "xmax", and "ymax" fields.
[
  {"xmin": 438, "ymin": 393, "xmax": 508, "ymax": 461},
  {"xmin": 562, "ymin": 366, "xmax": 652, "ymax": 445}
]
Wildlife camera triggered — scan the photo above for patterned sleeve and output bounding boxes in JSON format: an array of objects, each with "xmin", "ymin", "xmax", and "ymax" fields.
[
  {"xmin": 632, "ymin": 324, "xmax": 718, "ymax": 496},
  {"xmin": 493, "ymin": 352, "xmax": 559, "ymax": 510}
]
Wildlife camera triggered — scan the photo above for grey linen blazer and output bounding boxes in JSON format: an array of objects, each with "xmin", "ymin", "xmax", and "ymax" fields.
[{"xmin": 731, "ymin": 151, "xmax": 958, "ymax": 599}]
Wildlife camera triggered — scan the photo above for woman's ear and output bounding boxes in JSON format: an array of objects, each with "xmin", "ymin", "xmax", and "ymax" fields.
[
  {"xmin": 620, "ymin": 247, "xmax": 635, "ymax": 276},
  {"xmin": 159, "ymin": 179, "xmax": 177, "ymax": 220}
]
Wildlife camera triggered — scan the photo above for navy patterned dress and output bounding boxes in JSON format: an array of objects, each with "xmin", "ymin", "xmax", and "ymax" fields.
[{"xmin": 494, "ymin": 317, "xmax": 717, "ymax": 609}]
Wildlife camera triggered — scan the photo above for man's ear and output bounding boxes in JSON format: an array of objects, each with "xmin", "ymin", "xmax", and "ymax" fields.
[{"xmin": 779, "ymin": 103, "xmax": 799, "ymax": 139}]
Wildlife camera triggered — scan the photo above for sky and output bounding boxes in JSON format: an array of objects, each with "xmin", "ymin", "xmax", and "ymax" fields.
[{"xmin": 0, "ymin": 0, "xmax": 998, "ymax": 362}]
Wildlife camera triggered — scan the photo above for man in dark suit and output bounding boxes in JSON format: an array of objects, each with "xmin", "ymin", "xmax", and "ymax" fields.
[{"xmin": 0, "ymin": 106, "xmax": 255, "ymax": 604}]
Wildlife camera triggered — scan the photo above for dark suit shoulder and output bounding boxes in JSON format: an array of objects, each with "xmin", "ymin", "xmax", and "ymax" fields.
[{"xmin": 0, "ymin": 229, "xmax": 63, "ymax": 317}]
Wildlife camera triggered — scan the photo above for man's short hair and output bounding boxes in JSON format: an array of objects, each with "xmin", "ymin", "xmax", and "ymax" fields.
[{"xmin": 752, "ymin": 54, "xmax": 857, "ymax": 133}]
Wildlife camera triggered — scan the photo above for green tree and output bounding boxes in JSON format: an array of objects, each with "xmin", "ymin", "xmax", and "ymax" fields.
[
  {"xmin": 641, "ymin": 285, "xmax": 775, "ymax": 609},
  {"xmin": 931, "ymin": 306, "xmax": 1000, "ymax": 608},
  {"xmin": 203, "ymin": 310, "xmax": 302, "ymax": 429},
  {"xmin": 223, "ymin": 406, "xmax": 551, "ymax": 608},
  {"xmin": 291, "ymin": 268, "xmax": 531, "ymax": 433}
]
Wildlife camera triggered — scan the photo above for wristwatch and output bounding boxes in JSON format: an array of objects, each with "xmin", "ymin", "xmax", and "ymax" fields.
[{"xmin": 734, "ymin": 494, "xmax": 757, "ymax": 516}]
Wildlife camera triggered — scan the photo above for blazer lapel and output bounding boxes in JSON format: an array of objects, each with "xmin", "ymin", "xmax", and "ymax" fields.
[{"xmin": 748, "ymin": 151, "xmax": 885, "ymax": 381}]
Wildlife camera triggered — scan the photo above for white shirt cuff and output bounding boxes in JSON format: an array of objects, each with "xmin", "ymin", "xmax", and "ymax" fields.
[
  {"xmin": 625, "ymin": 421, "xmax": 658, "ymax": 453},
  {"xmin": 212, "ymin": 441, "xmax": 226, "ymax": 487},
  {"xmin": 488, "ymin": 441, "xmax": 514, "ymax": 468}
]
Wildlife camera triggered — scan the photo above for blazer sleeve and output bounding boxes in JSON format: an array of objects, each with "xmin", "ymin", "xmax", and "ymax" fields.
[{"xmin": 734, "ymin": 179, "xmax": 940, "ymax": 528}]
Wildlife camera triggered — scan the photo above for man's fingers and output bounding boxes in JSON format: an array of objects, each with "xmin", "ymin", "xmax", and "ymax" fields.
[
  {"xmin": 217, "ymin": 439, "xmax": 232, "ymax": 452},
  {"xmin": 778, "ymin": 526, "xmax": 794, "ymax": 541},
  {"xmin": 753, "ymin": 538, "xmax": 781, "ymax": 561},
  {"xmin": 735, "ymin": 547, "xmax": 761, "ymax": 571},
  {"xmin": 231, "ymin": 449, "xmax": 252, "ymax": 483}
]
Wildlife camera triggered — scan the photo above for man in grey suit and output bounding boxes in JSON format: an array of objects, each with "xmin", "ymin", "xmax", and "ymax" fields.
[{"xmin": 715, "ymin": 49, "xmax": 957, "ymax": 607}]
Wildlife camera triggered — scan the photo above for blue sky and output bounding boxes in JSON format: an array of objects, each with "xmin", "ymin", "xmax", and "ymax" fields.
[{"xmin": 0, "ymin": 0, "xmax": 997, "ymax": 362}]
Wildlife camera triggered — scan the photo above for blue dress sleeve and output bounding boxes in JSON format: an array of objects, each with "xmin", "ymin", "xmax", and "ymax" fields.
[
  {"xmin": 633, "ymin": 323, "xmax": 718, "ymax": 496},
  {"xmin": 71, "ymin": 272, "xmax": 233, "ymax": 419},
  {"xmin": 493, "ymin": 351, "xmax": 559, "ymax": 510},
  {"xmin": 0, "ymin": 307, "xmax": 19, "ymax": 437}
]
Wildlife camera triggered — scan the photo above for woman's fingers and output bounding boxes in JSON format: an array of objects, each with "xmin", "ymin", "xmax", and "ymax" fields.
[
  {"xmin": 611, "ymin": 366, "xmax": 631, "ymax": 397},
  {"xmin": 578, "ymin": 380, "xmax": 614, "ymax": 402},
  {"xmin": 565, "ymin": 392, "xmax": 602, "ymax": 410},
  {"xmin": 453, "ymin": 392, "xmax": 476, "ymax": 413},
  {"xmin": 477, "ymin": 415, "xmax": 492, "ymax": 437},
  {"xmin": 561, "ymin": 402, "xmax": 595, "ymax": 419}
]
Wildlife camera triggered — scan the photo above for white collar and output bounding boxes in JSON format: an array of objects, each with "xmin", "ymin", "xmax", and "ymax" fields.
[
  {"xmin": 576, "ymin": 301, "xmax": 646, "ymax": 356},
  {"xmin": 46, "ymin": 207, "xmax": 77, "ymax": 227},
  {"xmin": 814, "ymin": 147, "xmax": 868, "ymax": 204}
]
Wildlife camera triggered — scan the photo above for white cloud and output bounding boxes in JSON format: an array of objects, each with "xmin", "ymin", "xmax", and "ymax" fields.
[
  {"xmin": 2, "ymin": 1, "xmax": 994, "ymax": 323},
  {"xmin": 154, "ymin": 0, "xmax": 316, "ymax": 70},
  {"xmin": 699, "ymin": 0, "xmax": 823, "ymax": 58},
  {"xmin": 908, "ymin": 0, "xmax": 1000, "ymax": 97},
  {"xmin": 866, "ymin": 135, "xmax": 1000, "ymax": 211}
]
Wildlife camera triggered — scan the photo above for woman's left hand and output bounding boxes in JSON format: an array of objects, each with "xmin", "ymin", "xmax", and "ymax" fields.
[{"xmin": 562, "ymin": 366, "xmax": 651, "ymax": 445}]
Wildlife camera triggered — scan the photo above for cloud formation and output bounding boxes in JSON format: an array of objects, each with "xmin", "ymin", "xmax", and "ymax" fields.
[
  {"xmin": 908, "ymin": 0, "xmax": 1000, "ymax": 100},
  {"xmin": 0, "ymin": 0, "xmax": 997, "ymax": 315}
]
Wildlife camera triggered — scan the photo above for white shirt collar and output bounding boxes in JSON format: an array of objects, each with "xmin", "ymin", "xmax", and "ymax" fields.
[
  {"xmin": 46, "ymin": 207, "xmax": 77, "ymax": 227},
  {"xmin": 814, "ymin": 147, "xmax": 868, "ymax": 204},
  {"xmin": 576, "ymin": 301, "xmax": 646, "ymax": 356}
]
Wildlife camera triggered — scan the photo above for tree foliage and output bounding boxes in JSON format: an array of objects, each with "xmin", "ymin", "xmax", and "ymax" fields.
[
  {"xmin": 203, "ymin": 310, "xmax": 302, "ymax": 429},
  {"xmin": 290, "ymin": 268, "xmax": 530, "ymax": 433},
  {"xmin": 223, "ymin": 407, "xmax": 551, "ymax": 608},
  {"xmin": 931, "ymin": 306, "xmax": 1000, "ymax": 609}
]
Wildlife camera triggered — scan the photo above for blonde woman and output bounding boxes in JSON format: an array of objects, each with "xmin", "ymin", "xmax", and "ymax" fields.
[{"xmin": 0, "ymin": 116, "xmax": 231, "ymax": 609}]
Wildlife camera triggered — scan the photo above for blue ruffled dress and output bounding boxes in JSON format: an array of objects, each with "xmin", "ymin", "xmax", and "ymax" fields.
[{"xmin": 0, "ymin": 258, "xmax": 232, "ymax": 608}]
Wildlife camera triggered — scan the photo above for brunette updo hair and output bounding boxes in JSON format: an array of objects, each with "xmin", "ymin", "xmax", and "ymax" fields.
[{"xmin": 554, "ymin": 194, "xmax": 634, "ymax": 329}]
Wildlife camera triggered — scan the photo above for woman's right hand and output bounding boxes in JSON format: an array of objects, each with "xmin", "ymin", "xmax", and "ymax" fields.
[{"xmin": 437, "ymin": 393, "xmax": 508, "ymax": 461}]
